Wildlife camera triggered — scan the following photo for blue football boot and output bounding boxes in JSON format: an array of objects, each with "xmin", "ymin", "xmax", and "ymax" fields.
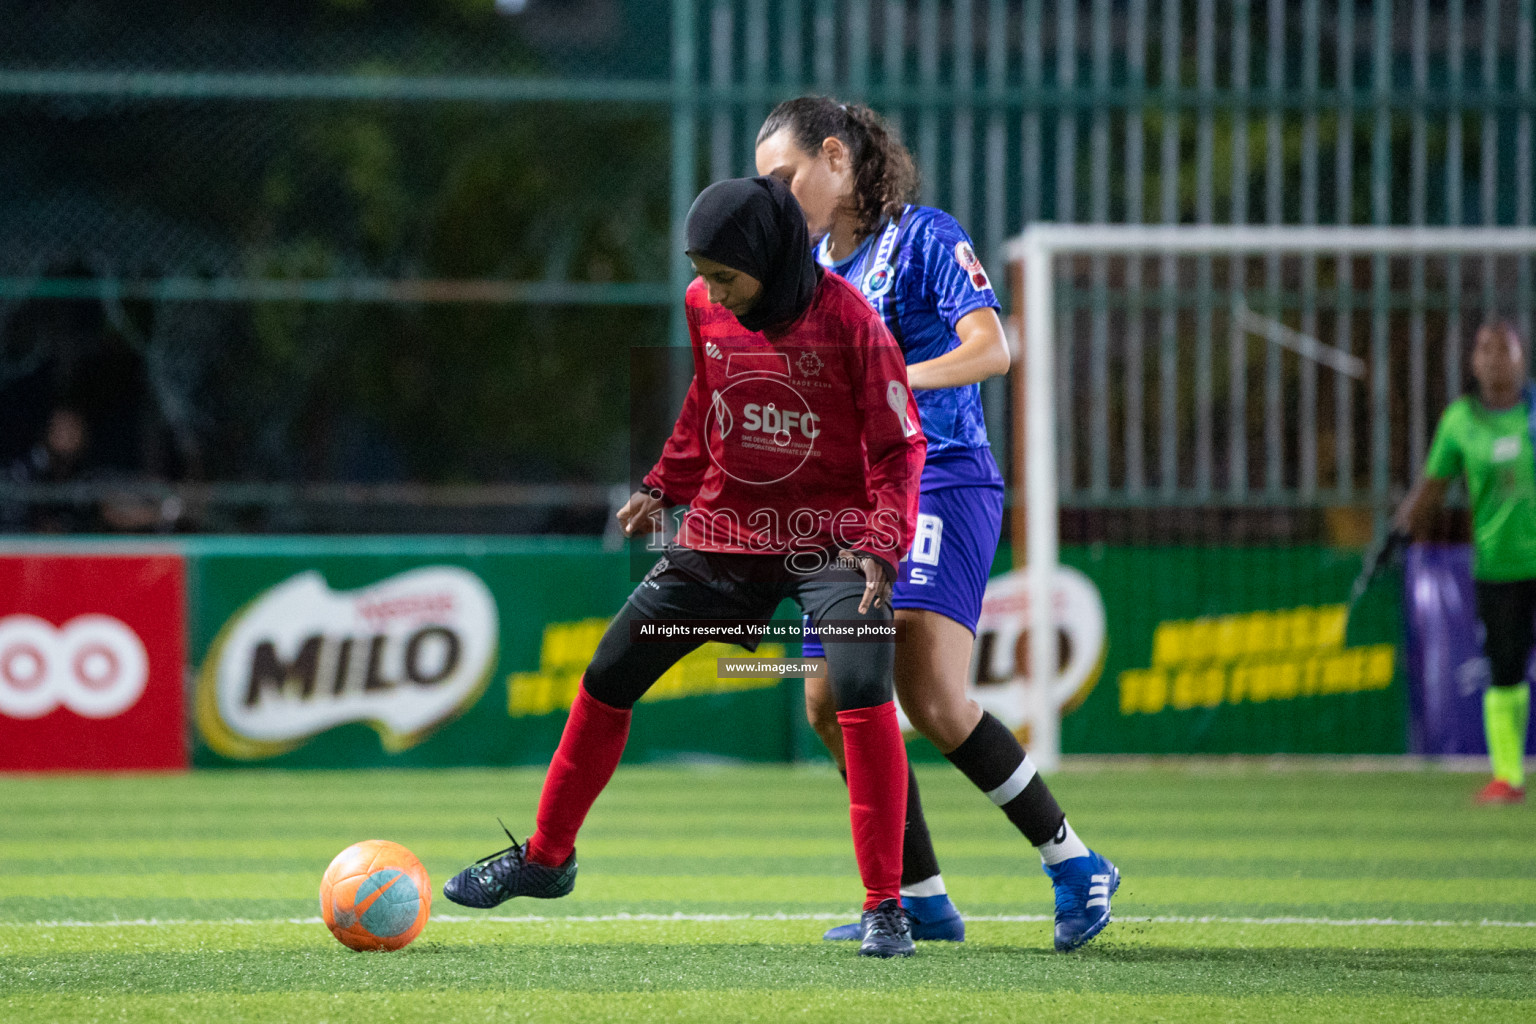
[
  {"xmin": 1043, "ymin": 850, "xmax": 1120, "ymax": 951},
  {"xmin": 823, "ymin": 892, "xmax": 965, "ymax": 941},
  {"xmin": 442, "ymin": 822, "xmax": 577, "ymax": 909},
  {"xmin": 857, "ymin": 898, "xmax": 916, "ymax": 958}
]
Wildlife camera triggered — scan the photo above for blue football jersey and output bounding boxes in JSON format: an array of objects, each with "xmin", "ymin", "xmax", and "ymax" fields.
[{"xmin": 818, "ymin": 205, "xmax": 1003, "ymax": 489}]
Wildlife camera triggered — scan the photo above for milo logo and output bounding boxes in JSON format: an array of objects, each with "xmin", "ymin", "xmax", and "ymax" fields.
[
  {"xmin": 951, "ymin": 567, "xmax": 1107, "ymax": 734},
  {"xmin": 196, "ymin": 567, "xmax": 498, "ymax": 759}
]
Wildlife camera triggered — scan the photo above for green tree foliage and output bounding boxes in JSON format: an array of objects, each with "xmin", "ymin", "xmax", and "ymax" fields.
[
  {"xmin": 245, "ymin": 100, "xmax": 669, "ymax": 483},
  {"xmin": 5, "ymin": 0, "xmax": 672, "ymax": 486}
]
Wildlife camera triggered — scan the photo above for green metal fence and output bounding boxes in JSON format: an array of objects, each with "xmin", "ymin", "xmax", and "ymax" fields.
[{"xmin": 2, "ymin": 1, "xmax": 1533, "ymax": 518}]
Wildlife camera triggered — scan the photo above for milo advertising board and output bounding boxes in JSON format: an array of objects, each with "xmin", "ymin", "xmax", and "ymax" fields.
[
  {"xmin": 188, "ymin": 539, "xmax": 805, "ymax": 768},
  {"xmin": 180, "ymin": 539, "xmax": 1408, "ymax": 764}
]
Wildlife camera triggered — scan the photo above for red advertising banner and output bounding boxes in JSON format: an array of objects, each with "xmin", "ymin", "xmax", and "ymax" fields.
[{"xmin": 0, "ymin": 555, "xmax": 187, "ymax": 771}]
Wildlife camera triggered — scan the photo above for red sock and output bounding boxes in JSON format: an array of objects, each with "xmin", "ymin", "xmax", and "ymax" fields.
[
  {"xmin": 837, "ymin": 702, "xmax": 908, "ymax": 910},
  {"xmin": 526, "ymin": 682, "xmax": 632, "ymax": 867}
]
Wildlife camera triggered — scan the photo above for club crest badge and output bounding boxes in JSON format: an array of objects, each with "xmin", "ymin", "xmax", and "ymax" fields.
[
  {"xmin": 862, "ymin": 264, "xmax": 893, "ymax": 299},
  {"xmin": 954, "ymin": 241, "xmax": 991, "ymax": 291},
  {"xmin": 861, "ymin": 213, "xmax": 907, "ymax": 301}
]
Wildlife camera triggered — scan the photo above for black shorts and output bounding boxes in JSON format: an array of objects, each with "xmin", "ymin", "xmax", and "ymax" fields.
[
  {"xmin": 1474, "ymin": 577, "xmax": 1536, "ymax": 688},
  {"xmin": 583, "ymin": 546, "xmax": 896, "ymax": 712},
  {"xmin": 626, "ymin": 547, "xmax": 879, "ymax": 638}
]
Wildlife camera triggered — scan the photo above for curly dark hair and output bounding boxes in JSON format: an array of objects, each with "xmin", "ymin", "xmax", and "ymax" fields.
[{"xmin": 756, "ymin": 96, "xmax": 918, "ymax": 239}]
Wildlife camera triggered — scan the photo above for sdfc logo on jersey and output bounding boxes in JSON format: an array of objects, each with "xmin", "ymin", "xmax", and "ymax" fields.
[
  {"xmin": 707, "ymin": 379, "xmax": 820, "ymax": 485},
  {"xmin": 954, "ymin": 242, "xmax": 991, "ymax": 291}
]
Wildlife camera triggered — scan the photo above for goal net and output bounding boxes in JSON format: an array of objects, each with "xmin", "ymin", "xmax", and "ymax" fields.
[{"xmin": 1005, "ymin": 226, "xmax": 1536, "ymax": 769}]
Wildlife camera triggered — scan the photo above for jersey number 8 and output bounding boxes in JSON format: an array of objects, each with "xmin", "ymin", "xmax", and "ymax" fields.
[{"xmin": 908, "ymin": 513, "xmax": 943, "ymax": 585}]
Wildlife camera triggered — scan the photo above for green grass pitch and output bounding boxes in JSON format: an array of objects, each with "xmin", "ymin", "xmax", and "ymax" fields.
[{"xmin": 2, "ymin": 762, "xmax": 1533, "ymax": 1023}]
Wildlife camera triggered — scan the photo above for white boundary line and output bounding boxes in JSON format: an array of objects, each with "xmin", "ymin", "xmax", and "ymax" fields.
[{"xmin": 6, "ymin": 913, "xmax": 1535, "ymax": 929}]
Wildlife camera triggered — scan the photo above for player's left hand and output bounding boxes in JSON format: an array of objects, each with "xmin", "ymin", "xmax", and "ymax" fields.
[{"xmin": 838, "ymin": 549, "xmax": 892, "ymax": 614}]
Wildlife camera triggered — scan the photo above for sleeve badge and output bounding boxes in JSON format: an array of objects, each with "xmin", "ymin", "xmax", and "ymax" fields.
[{"xmin": 953, "ymin": 241, "xmax": 991, "ymax": 291}]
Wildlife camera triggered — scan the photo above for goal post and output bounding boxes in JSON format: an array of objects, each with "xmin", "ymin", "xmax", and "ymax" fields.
[{"xmin": 1007, "ymin": 225, "xmax": 1536, "ymax": 771}]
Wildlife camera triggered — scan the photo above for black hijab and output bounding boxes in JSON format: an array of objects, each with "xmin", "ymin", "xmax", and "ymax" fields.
[{"xmin": 685, "ymin": 175, "xmax": 819, "ymax": 333}]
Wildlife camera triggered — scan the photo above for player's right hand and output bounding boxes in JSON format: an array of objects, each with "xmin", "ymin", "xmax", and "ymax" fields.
[
  {"xmin": 617, "ymin": 489, "xmax": 666, "ymax": 536},
  {"xmin": 837, "ymin": 549, "xmax": 892, "ymax": 615}
]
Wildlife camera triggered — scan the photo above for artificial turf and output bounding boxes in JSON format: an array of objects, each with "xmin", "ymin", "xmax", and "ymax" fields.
[{"xmin": 2, "ymin": 763, "xmax": 1533, "ymax": 1022}]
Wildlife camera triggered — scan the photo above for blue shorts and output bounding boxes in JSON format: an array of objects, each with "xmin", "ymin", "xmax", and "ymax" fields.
[{"xmin": 802, "ymin": 483, "xmax": 1004, "ymax": 657}]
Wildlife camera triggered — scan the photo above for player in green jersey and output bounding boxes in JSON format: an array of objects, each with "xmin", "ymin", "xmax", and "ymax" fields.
[{"xmin": 1396, "ymin": 321, "xmax": 1536, "ymax": 804}]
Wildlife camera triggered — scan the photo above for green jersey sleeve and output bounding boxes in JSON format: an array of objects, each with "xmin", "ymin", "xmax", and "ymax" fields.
[{"xmin": 1424, "ymin": 399, "xmax": 1467, "ymax": 481}]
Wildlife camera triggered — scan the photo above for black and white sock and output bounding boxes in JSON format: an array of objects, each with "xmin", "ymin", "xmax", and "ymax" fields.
[
  {"xmin": 944, "ymin": 711, "xmax": 1090, "ymax": 865},
  {"xmin": 898, "ymin": 762, "xmax": 946, "ymax": 897}
]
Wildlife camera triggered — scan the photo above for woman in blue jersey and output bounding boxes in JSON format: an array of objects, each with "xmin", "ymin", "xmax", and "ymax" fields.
[{"xmin": 756, "ymin": 97, "xmax": 1118, "ymax": 952}]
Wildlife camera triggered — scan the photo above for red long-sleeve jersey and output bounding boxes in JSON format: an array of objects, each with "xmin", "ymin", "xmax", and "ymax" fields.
[{"xmin": 642, "ymin": 271, "xmax": 927, "ymax": 577}]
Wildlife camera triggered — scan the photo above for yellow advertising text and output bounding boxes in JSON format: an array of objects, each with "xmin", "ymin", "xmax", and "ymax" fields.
[{"xmin": 1118, "ymin": 604, "xmax": 1394, "ymax": 715}]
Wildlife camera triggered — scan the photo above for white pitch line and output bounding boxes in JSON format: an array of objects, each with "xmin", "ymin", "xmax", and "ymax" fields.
[
  {"xmin": 1118, "ymin": 914, "xmax": 1536, "ymax": 929},
  {"xmin": 5, "ymin": 913, "xmax": 1535, "ymax": 929}
]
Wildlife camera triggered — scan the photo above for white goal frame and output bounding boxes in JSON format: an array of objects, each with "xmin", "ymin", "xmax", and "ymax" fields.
[{"xmin": 1008, "ymin": 224, "xmax": 1536, "ymax": 771}]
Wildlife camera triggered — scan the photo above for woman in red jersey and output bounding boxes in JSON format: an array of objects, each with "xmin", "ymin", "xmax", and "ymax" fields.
[{"xmin": 442, "ymin": 175, "xmax": 927, "ymax": 958}]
